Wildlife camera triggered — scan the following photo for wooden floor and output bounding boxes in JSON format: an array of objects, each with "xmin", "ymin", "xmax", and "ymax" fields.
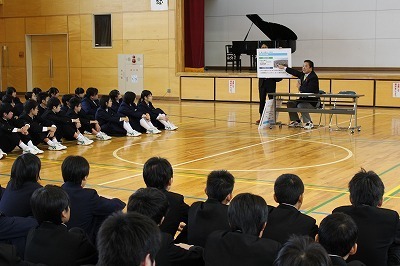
[{"xmin": 1, "ymin": 100, "xmax": 400, "ymax": 224}]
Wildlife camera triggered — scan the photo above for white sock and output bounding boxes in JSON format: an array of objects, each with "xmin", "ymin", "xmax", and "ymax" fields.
[
  {"xmin": 27, "ymin": 141, "xmax": 35, "ymax": 148},
  {"xmin": 159, "ymin": 120, "xmax": 169, "ymax": 127},
  {"xmin": 123, "ymin": 121, "xmax": 134, "ymax": 133},
  {"xmin": 19, "ymin": 142, "xmax": 29, "ymax": 150},
  {"xmin": 140, "ymin": 118, "xmax": 151, "ymax": 130},
  {"xmin": 47, "ymin": 139, "xmax": 54, "ymax": 146}
]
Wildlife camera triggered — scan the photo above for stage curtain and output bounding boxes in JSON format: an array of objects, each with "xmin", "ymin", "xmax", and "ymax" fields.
[{"xmin": 184, "ymin": 0, "xmax": 204, "ymax": 69}]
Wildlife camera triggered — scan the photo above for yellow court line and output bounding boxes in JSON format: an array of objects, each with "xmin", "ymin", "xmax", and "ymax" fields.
[{"xmin": 384, "ymin": 184, "xmax": 400, "ymax": 198}]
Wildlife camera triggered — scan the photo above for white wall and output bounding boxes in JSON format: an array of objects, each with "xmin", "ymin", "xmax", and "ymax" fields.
[{"xmin": 205, "ymin": 0, "xmax": 400, "ymax": 67}]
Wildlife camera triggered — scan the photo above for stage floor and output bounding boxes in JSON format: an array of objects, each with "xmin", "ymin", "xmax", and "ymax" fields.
[{"xmin": 1, "ymin": 100, "xmax": 400, "ymax": 224}]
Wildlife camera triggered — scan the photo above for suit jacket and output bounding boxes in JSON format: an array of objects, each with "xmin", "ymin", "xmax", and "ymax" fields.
[
  {"xmin": 25, "ymin": 222, "xmax": 97, "ymax": 266},
  {"xmin": 204, "ymin": 230, "xmax": 281, "ymax": 266},
  {"xmin": 156, "ymin": 232, "xmax": 203, "ymax": 266},
  {"xmin": 0, "ymin": 214, "xmax": 38, "ymax": 258},
  {"xmin": 187, "ymin": 199, "xmax": 230, "ymax": 247},
  {"xmin": 159, "ymin": 190, "xmax": 189, "ymax": 237},
  {"xmin": 262, "ymin": 204, "xmax": 318, "ymax": 244},
  {"xmin": 329, "ymin": 255, "xmax": 366, "ymax": 266},
  {"xmin": 0, "ymin": 182, "xmax": 42, "ymax": 217},
  {"xmin": 61, "ymin": 182, "xmax": 126, "ymax": 242},
  {"xmin": 285, "ymin": 67, "xmax": 320, "ymax": 106},
  {"xmin": 333, "ymin": 205, "xmax": 400, "ymax": 266},
  {"xmin": 81, "ymin": 97, "xmax": 99, "ymax": 120}
]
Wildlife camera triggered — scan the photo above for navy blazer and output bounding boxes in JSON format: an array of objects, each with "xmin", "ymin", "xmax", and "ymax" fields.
[
  {"xmin": 61, "ymin": 182, "xmax": 126, "ymax": 242},
  {"xmin": 187, "ymin": 199, "xmax": 230, "ymax": 247},
  {"xmin": 81, "ymin": 97, "xmax": 99, "ymax": 120},
  {"xmin": 333, "ymin": 205, "xmax": 400, "ymax": 266},
  {"xmin": 0, "ymin": 185, "xmax": 4, "ymax": 201},
  {"xmin": 262, "ymin": 204, "xmax": 318, "ymax": 244},
  {"xmin": 25, "ymin": 222, "xmax": 98, "ymax": 266},
  {"xmin": 95, "ymin": 107, "xmax": 126, "ymax": 136},
  {"xmin": 0, "ymin": 214, "xmax": 38, "ymax": 258},
  {"xmin": 159, "ymin": 190, "xmax": 189, "ymax": 237},
  {"xmin": 204, "ymin": 230, "xmax": 281, "ymax": 266},
  {"xmin": 0, "ymin": 182, "xmax": 42, "ymax": 217}
]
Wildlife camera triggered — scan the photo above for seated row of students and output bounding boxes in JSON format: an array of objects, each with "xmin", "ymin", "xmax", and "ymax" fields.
[{"xmin": 2, "ymin": 154, "xmax": 398, "ymax": 265}]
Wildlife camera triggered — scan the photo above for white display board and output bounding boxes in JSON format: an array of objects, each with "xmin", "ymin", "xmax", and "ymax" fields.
[
  {"xmin": 258, "ymin": 99, "xmax": 282, "ymax": 129},
  {"xmin": 151, "ymin": 0, "xmax": 168, "ymax": 11},
  {"xmin": 118, "ymin": 54, "xmax": 144, "ymax": 95},
  {"xmin": 257, "ymin": 48, "xmax": 292, "ymax": 79},
  {"xmin": 393, "ymin": 82, "xmax": 400, "ymax": 98}
]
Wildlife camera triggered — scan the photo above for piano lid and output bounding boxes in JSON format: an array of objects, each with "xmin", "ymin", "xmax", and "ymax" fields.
[{"xmin": 246, "ymin": 14, "xmax": 297, "ymax": 41}]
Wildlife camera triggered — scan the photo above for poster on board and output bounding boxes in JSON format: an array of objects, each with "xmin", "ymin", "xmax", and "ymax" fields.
[
  {"xmin": 257, "ymin": 48, "xmax": 292, "ymax": 78},
  {"xmin": 151, "ymin": 0, "xmax": 168, "ymax": 11}
]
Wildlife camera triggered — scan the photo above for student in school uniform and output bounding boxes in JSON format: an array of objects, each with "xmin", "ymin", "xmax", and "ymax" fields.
[
  {"xmin": 137, "ymin": 90, "xmax": 178, "ymax": 130},
  {"xmin": 3, "ymin": 87, "xmax": 24, "ymax": 118},
  {"xmin": 42, "ymin": 97, "xmax": 93, "ymax": 145},
  {"xmin": 24, "ymin": 91, "xmax": 37, "ymax": 102},
  {"xmin": 75, "ymin": 87, "xmax": 85, "ymax": 100},
  {"xmin": 25, "ymin": 185, "xmax": 98, "ymax": 266},
  {"xmin": 19, "ymin": 100, "xmax": 66, "ymax": 151},
  {"xmin": 60, "ymin": 94, "xmax": 74, "ymax": 114},
  {"xmin": 32, "ymin": 87, "xmax": 42, "ymax": 96},
  {"xmin": 95, "ymin": 95, "xmax": 141, "ymax": 137},
  {"xmin": 118, "ymin": 91, "xmax": 161, "ymax": 134},
  {"xmin": 61, "ymin": 155, "xmax": 126, "ymax": 243},
  {"xmin": 0, "ymin": 103, "xmax": 40, "ymax": 155},
  {"xmin": 67, "ymin": 97, "xmax": 111, "ymax": 141},
  {"xmin": 36, "ymin": 92, "xmax": 50, "ymax": 119},
  {"xmin": 0, "ymin": 154, "xmax": 42, "ymax": 217},
  {"xmin": 81, "ymin": 87, "xmax": 100, "ymax": 120},
  {"xmin": 47, "ymin": 87, "xmax": 60, "ymax": 98},
  {"xmin": 109, "ymin": 89, "xmax": 122, "ymax": 113}
]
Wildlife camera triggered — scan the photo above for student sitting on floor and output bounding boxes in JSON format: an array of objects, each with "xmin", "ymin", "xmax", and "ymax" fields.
[
  {"xmin": 36, "ymin": 92, "xmax": 49, "ymax": 119},
  {"xmin": 203, "ymin": 193, "xmax": 281, "ymax": 266},
  {"xmin": 81, "ymin": 87, "xmax": 100, "ymax": 120},
  {"xmin": 137, "ymin": 90, "xmax": 178, "ymax": 130},
  {"xmin": 97, "ymin": 212, "xmax": 161, "ymax": 266},
  {"xmin": 61, "ymin": 155, "xmax": 125, "ymax": 243},
  {"xmin": 19, "ymin": 100, "xmax": 66, "ymax": 151},
  {"xmin": 109, "ymin": 89, "xmax": 122, "ymax": 113},
  {"xmin": 185, "ymin": 170, "xmax": 234, "ymax": 247},
  {"xmin": 42, "ymin": 97, "xmax": 93, "ymax": 145},
  {"xmin": 60, "ymin": 94, "xmax": 74, "ymax": 114},
  {"xmin": 128, "ymin": 187, "xmax": 204, "ymax": 266},
  {"xmin": 3, "ymin": 87, "xmax": 23, "ymax": 118},
  {"xmin": 25, "ymin": 185, "xmax": 98, "ymax": 266},
  {"xmin": 0, "ymin": 153, "xmax": 42, "ymax": 217},
  {"xmin": 143, "ymin": 156, "xmax": 189, "ymax": 237},
  {"xmin": 118, "ymin": 91, "xmax": 161, "ymax": 134},
  {"xmin": 67, "ymin": 97, "xmax": 111, "ymax": 141},
  {"xmin": 95, "ymin": 95, "xmax": 141, "ymax": 137},
  {"xmin": 0, "ymin": 103, "xmax": 40, "ymax": 155},
  {"xmin": 24, "ymin": 91, "xmax": 37, "ymax": 102},
  {"xmin": 47, "ymin": 87, "xmax": 59, "ymax": 98},
  {"xmin": 75, "ymin": 87, "xmax": 85, "ymax": 100},
  {"xmin": 316, "ymin": 213, "xmax": 365, "ymax": 265},
  {"xmin": 262, "ymin": 173, "xmax": 318, "ymax": 244}
]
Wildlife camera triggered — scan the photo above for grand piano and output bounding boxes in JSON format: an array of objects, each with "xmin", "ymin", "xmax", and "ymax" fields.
[{"xmin": 231, "ymin": 14, "xmax": 297, "ymax": 71}]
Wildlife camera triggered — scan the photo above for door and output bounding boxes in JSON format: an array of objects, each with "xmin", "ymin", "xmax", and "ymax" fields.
[{"xmin": 28, "ymin": 34, "xmax": 69, "ymax": 94}]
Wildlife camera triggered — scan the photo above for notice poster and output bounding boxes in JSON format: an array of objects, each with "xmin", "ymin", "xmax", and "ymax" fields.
[
  {"xmin": 228, "ymin": 80, "xmax": 236, "ymax": 93},
  {"xmin": 151, "ymin": 0, "xmax": 168, "ymax": 11},
  {"xmin": 257, "ymin": 48, "xmax": 292, "ymax": 78},
  {"xmin": 393, "ymin": 82, "xmax": 400, "ymax": 98}
]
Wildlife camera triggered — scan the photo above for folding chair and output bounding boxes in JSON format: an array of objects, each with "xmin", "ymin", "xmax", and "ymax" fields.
[
  {"xmin": 316, "ymin": 90, "xmax": 326, "ymax": 127},
  {"xmin": 329, "ymin": 90, "xmax": 357, "ymax": 131},
  {"xmin": 225, "ymin": 45, "xmax": 241, "ymax": 72}
]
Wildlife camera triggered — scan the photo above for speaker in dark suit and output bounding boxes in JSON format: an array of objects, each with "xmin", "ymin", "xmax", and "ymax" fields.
[
  {"xmin": 204, "ymin": 193, "xmax": 281, "ymax": 266},
  {"xmin": 333, "ymin": 169, "xmax": 400, "ymax": 266},
  {"xmin": 142, "ymin": 157, "xmax": 189, "ymax": 237},
  {"xmin": 262, "ymin": 174, "xmax": 317, "ymax": 243}
]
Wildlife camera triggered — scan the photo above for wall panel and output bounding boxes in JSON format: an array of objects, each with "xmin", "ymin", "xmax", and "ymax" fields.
[
  {"xmin": 123, "ymin": 12, "xmax": 169, "ymax": 40},
  {"xmin": 181, "ymin": 77, "xmax": 214, "ymax": 100},
  {"xmin": 376, "ymin": 81, "xmax": 400, "ymax": 107},
  {"xmin": 122, "ymin": 40, "xmax": 169, "ymax": 68},
  {"xmin": 216, "ymin": 78, "xmax": 251, "ymax": 101},
  {"xmin": 81, "ymin": 67, "xmax": 118, "ymax": 93},
  {"xmin": 331, "ymin": 80, "xmax": 374, "ymax": 106},
  {"xmin": 5, "ymin": 18, "xmax": 25, "ymax": 42},
  {"xmin": 81, "ymin": 40, "xmax": 122, "ymax": 68}
]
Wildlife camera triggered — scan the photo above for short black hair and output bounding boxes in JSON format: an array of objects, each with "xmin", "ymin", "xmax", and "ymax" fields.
[
  {"xmin": 109, "ymin": 89, "xmax": 120, "ymax": 101},
  {"xmin": 206, "ymin": 170, "xmax": 235, "ymax": 202},
  {"xmin": 25, "ymin": 92, "xmax": 34, "ymax": 100},
  {"xmin": 23, "ymin": 99, "xmax": 38, "ymax": 114},
  {"xmin": 99, "ymin": 95, "xmax": 110, "ymax": 109},
  {"xmin": 97, "ymin": 212, "xmax": 161, "ymax": 266},
  {"xmin": 61, "ymin": 155, "xmax": 90, "ymax": 185},
  {"xmin": 10, "ymin": 153, "xmax": 41, "ymax": 190},
  {"xmin": 69, "ymin": 97, "xmax": 82, "ymax": 109},
  {"xmin": 61, "ymin": 94, "xmax": 74, "ymax": 106},
  {"xmin": 75, "ymin": 87, "xmax": 85, "ymax": 95},
  {"xmin": 274, "ymin": 174, "xmax": 304, "ymax": 205},
  {"xmin": 143, "ymin": 157, "xmax": 173, "ymax": 190},
  {"xmin": 2, "ymin": 94, "xmax": 13, "ymax": 104},
  {"xmin": 31, "ymin": 185, "xmax": 70, "ymax": 225},
  {"xmin": 6, "ymin": 86, "xmax": 16, "ymax": 95},
  {"xmin": 304, "ymin": 60, "xmax": 314, "ymax": 69},
  {"xmin": 32, "ymin": 87, "xmax": 42, "ymax": 95},
  {"xmin": 273, "ymin": 235, "xmax": 331, "ymax": 266},
  {"xmin": 228, "ymin": 193, "xmax": 268, "ymax": 236},
  {"xmin": 47, "ymin": 97, "xmax": 61, "ymax": 110},
  {"xmin": 85, "ymin": 87, "xmax": 98, "ymax": 98},
  {"xmin": 349, "ymin": 168, "xmax": 384, "ymax": 206},
  {"xmin": 318, "ymin": 213, "xmax": 358, "ymax": 257},
  {"xmin": 127, "ymin": 187, "xmax": 169, "ymax": 225},
  {"xmin": 123, "ymin": 91, "xmax": 136, "ymax": 105},
  {"xmin": 1, "ymin": 103, "xmax": 14, "ymax": 116},
  {"xmin": 37, "ymin": 92, "xmax": 49, "ymax": 105},
  {"xmin": 48, "ymin": 87, "xmax": 59, "ymax": 96}
]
